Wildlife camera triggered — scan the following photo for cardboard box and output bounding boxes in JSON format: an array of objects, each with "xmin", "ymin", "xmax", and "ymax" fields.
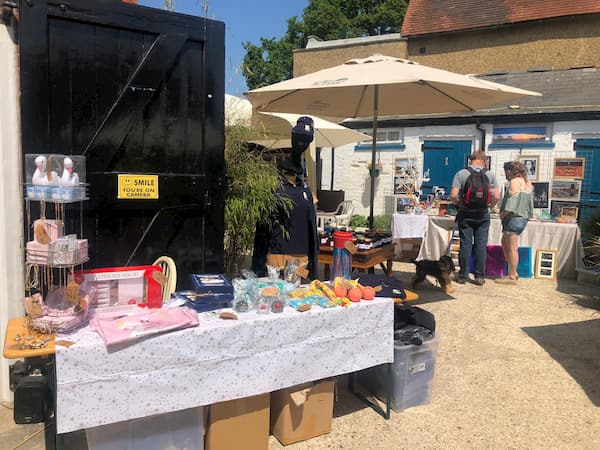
[
  {"xmin": 205, "ymin": 393, "xmax": 270, "ymax": 450},
  {"xmin": 270, "ymin": 380, "xmax": 336, "ymax": 445}
]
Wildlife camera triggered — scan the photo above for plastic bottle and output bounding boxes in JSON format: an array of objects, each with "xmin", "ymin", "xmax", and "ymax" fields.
[{"xmin": 332, "ymin": 231, "xmax": 353, "ymax": 280}]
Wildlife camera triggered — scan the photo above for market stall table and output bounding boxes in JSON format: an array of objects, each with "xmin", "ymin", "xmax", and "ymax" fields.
[
  {"xmin": 392, "ymin": 214, "xmax": 430, "ymax": 260},
  {"xmin": 418, "ymin": 215, "xmax": 583, "ymax": 278},
  {"xmin": 318, "ymin": 243, "xmax": 396, "ymax": 279},
  {"xmin": 55, "ymin": 298, "xmax": 394, "ymax": 433}
]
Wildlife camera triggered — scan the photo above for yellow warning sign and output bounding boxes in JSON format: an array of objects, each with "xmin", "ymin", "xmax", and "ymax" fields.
[{"xmin": 117, "ymin": 174, "xmax": 159, "ymax": 199}]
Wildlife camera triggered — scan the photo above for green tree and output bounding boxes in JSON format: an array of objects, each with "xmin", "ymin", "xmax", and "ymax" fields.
[
  {"xmin": 242, "ymin": 0, "xmax": 408, "ymax": 89},
  {"xmin": 223, "ymin": 124, "xmax": 292, "ymax": 277}
]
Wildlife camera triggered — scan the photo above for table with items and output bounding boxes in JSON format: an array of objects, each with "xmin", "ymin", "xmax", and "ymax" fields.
[
  {"xmin": 417, "ymin": 215, "xmax": 583, "ymax": 278},
  {"xmin": 54, "ymin": 297, "xmax": 394, "ymax": 433}
]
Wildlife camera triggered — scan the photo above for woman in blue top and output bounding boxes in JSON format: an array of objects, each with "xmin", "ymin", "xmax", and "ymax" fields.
[{"xmin": 495, "ymin": 161, "xmax": 534, "ymax": 284}]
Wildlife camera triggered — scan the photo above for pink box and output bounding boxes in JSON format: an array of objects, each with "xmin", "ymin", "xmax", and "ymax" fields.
[
  {"xmin": 26, "ymin": 240, "xmax": 50, "ymax": 265},
  {"xmin": 33, "ymin": 219, "xmax": 64, "ymax": 243}
]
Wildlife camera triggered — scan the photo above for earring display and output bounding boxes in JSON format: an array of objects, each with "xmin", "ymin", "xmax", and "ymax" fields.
[{"xmin": 22, "ymin": 155, "xmax": 92, "ymax": 334}]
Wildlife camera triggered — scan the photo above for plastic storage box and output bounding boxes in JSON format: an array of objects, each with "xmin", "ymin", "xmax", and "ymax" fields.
[
  {"xmin": 358, "ymin": 334, "xmax": 439, "ymax": 412},
  {"xmin": 516, "ymin": 246, "xmax": 534, "ymax": 278},
  {"xmin": 85, "ymin": 406, "xmax": 203, "ymax": 450}
]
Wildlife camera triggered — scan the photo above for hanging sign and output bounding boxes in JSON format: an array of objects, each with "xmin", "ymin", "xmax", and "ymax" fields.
[{"xmin": 117, "ymin": 174, "xmax": 159, "ymax": 199}]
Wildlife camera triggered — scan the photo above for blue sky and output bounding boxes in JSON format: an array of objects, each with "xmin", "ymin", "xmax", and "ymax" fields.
[{"xmin": 138, "ymin": 0, "xmax": 309, "ymax": 96}]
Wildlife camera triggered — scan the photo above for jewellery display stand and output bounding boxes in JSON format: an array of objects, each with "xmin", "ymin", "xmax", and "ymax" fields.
[{"xmin": 22, "ymin": 154, "xmax": 92, "ymax": 335}]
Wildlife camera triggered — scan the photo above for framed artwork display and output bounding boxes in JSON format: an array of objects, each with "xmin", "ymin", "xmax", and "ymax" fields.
[
  {"xmin": 532, "ymin": 182, "xmax": 549, "ymax": 208},
  {"xmin": 492, "ymin": 125, "xmax": 549, "ymax": 145},
  {"xmin": 534, "ymin": 248, "xmax": 558, "ymax": 280},
  {"xmin": 519, "ymin": 155, "xmax": 539, "ymax": 181},
  {"xmin": 394, "ymin": 158, "xmax": 416, "ymax": 195},
  {"xmin": 553, "ymin": 157, "xmax": 585, "ymax": 179},
  {"xmin": 550, "ymin": 200, "xmax": 579, "ymax": 218},
  {"xmin": 550, "ymin": 179, "xmax": 581, "ymax": 201},
  {"xmin": 560, "ymin": 205, "xmax": 579, "ymax": 221}
]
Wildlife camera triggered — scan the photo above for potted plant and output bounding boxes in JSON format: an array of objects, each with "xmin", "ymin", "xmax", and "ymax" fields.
[{"xmin": 367, "ymin": 160, "xmax": 383, "ymax": 177}]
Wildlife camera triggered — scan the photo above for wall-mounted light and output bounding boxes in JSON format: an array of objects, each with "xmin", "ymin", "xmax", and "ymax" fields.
[{"xmin": 507, "ymin": 105, "xmax": 521, "ymax": 110}]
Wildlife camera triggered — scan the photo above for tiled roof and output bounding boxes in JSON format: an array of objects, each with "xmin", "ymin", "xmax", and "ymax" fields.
[
  {"xmin": 402, "ymin": 0, "xmax": 600, "ymax": 36},
  {"xmin": 475, "ymin": 67, "xmax": 600, "ymax": 116}
]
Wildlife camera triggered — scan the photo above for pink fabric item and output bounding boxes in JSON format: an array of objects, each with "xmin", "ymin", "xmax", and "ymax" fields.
[{"xmin": 90, "ymin": 307, "xmax": 199, "ymax": 347}]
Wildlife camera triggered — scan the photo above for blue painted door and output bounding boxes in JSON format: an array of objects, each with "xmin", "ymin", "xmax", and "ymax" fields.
[
  {"xmin": 421, "ymin": 140, "xmax": 472, "ymax": 196},
  {"xmin": 575, "ymin": 139, "xmax": 600, "ymax": 225}
]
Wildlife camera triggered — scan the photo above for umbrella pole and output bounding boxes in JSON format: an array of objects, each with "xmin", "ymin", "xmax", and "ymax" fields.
[{"xmin": 369, "ymin": 85, "xmax": 379, "ymax": 229}]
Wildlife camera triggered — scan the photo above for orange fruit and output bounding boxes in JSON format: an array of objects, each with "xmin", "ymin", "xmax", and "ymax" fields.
[
  {"xmin": 333, "ymin": 285, "xmax": 347, "ymax": 298},
  {"xmin": 348, "ymin": 287, "xmax": 362, "ymax": 302},
  {"xmin": 361, "ymin": 286, "xmax": 375, "ymax": 300}
]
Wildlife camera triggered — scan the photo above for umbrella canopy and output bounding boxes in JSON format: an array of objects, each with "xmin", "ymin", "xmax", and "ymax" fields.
[
  {"xmin": 246, "ymin": 54, "xmax": 541, "ymax": 226},
  {"xmin": 249, "ymin": 112, "xmax": 370, "ymax": 148},
  {"xmin": 246, "ymin": 54, "xmax": 541, "ymax": 118}
]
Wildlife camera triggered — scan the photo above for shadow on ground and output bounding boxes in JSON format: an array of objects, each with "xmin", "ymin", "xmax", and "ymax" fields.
[
  {"xmin": 556, "ymin": 278, "xmax": 600, "ymax": 311},
  {"xmin": 522, "ymin": 319, "xmax": 600, "ymax": 406}
]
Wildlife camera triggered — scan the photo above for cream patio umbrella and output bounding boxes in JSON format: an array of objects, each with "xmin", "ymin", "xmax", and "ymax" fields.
[
  {"xmin": 249, "ymin": 112, "xmax": 370, "ymax": 191},
  {"xmin": 246, "ymin": 54, "xmax": 541, "ymax": 226}
]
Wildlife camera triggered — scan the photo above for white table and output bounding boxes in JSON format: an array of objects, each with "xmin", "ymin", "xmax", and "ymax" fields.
[
  {"xmin": 392, "ymin": 213, "xmax": 429, "ymax": 239},
  {"xmin": 55, "ymin": 298, "xmax": 394, "ymax": 433},
  {"xmin": 418, "ymin": 216, "xmax": 583, "ymax": 278}
]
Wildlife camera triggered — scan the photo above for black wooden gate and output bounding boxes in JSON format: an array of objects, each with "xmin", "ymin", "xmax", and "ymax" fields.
[{"xmin": 19, "ymin": 0, "xmax": 225, "ymax": 285}]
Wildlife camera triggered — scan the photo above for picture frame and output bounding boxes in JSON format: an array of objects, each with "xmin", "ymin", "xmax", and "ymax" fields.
[
  {"xmin": 534, "ymin": 248, "xmax": 558, "ymax": 280},
  {"xmin": 532, "ymin": 182, "xmax": 549, "ymax": 208},
  {"xmin": 518, "ymin": 155, "xmax": 539, "ymax": 181},
  {"xmin": 550, "ymin": 200, "xmax": 579, "ymax": 218},
  {"xmin": 552, "ymin": 157, "xmax": 585, "ymax": 179},
  {"xmin": 396, "ymin": 196, "xmax": 411, "ymax": 213},
  {"xmin": 393, "ymin": 158, "xmax": 416, "ymax": 195},
  {"xmin": 560, "ymin": 205, "xmax": 579, "ymax": 221},
  {"xmin": 550, "ymin": 179, "xmax": 582, "ymax": 201},
  {"xmin": 492, "ymin": 125, "xmax": 549, "ymax": 145}
]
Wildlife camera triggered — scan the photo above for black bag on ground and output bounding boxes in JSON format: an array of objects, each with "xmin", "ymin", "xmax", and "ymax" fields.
[
  {"xmin": 462, "ymin": 167, "xmax": 491, "ymax": 210},
  {"xmin": 394, "ymin": 304, "xmax": 436, "ymax": 334}
]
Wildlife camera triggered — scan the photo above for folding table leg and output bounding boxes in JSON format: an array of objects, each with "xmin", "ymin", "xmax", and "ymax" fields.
[{"xmin": 349, "ymin": 364, "xmax": 392, "ymax": 420}]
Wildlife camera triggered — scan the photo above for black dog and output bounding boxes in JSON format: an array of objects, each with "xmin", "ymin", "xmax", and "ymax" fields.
[{"xmin": 411, "ymin": 255, "xmax": 456, "ymax": 293}]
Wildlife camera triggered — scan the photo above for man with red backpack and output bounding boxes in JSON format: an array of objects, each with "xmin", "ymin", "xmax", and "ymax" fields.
[{"xmin": 450, "ymin": 151, "xmax": 499, "ymax": 285}]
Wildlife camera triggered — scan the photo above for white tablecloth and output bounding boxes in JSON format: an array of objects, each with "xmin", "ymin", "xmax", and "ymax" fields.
[
  {"xmin": 392, "ymin": 213, "xmax": 430, "ymax": 238},
  {"xmin": 55, "ymin": 298, "xmax": 394, "ymax": 433},
  {"xmin": 418, "ymin": 216, "xmax": 583, "ymax": 278}
]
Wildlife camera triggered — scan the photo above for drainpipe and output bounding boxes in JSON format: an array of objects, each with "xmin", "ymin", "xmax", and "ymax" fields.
[{"xmin": 475, "ymin": 120, "xmax": 486, "ymax": 151}]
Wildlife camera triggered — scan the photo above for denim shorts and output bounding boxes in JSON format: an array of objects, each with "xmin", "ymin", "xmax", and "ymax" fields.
[{"xmin": 502, "ymin": 216, "xmax": 528, "ymax": 235}]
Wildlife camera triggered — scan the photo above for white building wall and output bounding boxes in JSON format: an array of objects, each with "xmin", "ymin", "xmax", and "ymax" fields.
[
  {"xmin": 0, "ymin": 22, "xmax": 25, "ymax": 402},
  {"xmin": 320, "ymin": 119, "xmax": 600, "ymax": 220}
]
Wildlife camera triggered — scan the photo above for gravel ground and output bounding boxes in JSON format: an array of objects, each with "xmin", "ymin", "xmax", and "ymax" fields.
[{"xmin": 269, "ymin": 262, "xmax": 600, "ymax": 450}]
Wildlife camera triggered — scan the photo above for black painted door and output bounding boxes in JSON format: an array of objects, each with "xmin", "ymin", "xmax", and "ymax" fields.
[{"xmin": 19, "ymin": 0, "xmax": 225, "ymax": 286}]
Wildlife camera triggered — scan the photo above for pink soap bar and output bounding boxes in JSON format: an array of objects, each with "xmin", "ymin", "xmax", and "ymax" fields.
[
  {"xmin": 33, "ymin": 219, "xmax": 64, "ymax": 243},
  {"xmin": 26, "ymin": 240, "xmax": 50, "ymax": 264}
]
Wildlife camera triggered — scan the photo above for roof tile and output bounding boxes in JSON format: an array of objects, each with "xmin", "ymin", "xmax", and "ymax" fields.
[{"xmin": 402, "ymin": 0, "xmax": 600, "ymax": 36}]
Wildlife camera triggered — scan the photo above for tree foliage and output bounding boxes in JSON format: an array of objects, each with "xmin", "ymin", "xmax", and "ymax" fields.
[
  {"xmin": 242, "ymin": 0, "xmax": 408, "ymax": 90},
  {"xmin": 223, "ymin": 124, "xmax": 291, "ymax": 277}
]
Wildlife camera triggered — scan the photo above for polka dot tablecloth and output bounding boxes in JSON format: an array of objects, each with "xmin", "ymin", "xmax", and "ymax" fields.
[{"xmin": 55, "ymin": 297, "xmax": 394, "ymax": 433}]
